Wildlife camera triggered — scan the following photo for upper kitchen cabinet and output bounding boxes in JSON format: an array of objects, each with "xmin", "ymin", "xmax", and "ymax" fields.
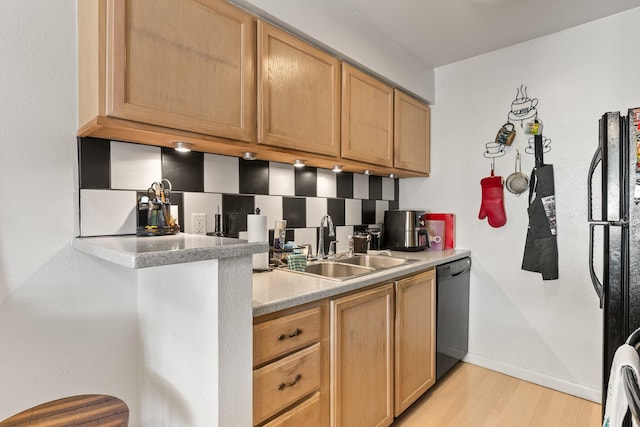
[
  {"xmin": 341, "ymin": 64, "xmax": 394, "ymax": 167},
  {"xmin": 394, "ymin": 90, "xmax": 431, "ymax": 174},
  {"xmin": 257, "ymin": 21, "xmax": 340, "ymax": 157},
  {"xmin": 78, "ymin": 0, "xmax": 255, "ymax": 142}
]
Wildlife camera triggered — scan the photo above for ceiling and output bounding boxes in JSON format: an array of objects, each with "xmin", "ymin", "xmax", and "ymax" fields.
[{"xmin": 322, "ymin": 0, "xmax": 640, "ymax": 67}]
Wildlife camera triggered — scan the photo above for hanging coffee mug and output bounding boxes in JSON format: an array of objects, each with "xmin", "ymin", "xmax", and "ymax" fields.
[{"xmin": 495, "ymin": 123, "xmax": 516, "ymax": 146}]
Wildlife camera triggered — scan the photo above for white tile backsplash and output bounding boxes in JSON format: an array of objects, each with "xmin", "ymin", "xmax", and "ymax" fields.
[
  {"xmin": 110, "ymin": 141, "xmax": 161, "ymax": 190},
  {"xmin": 294, "ymin": 228, "xmax": 317, "ymax": 256},
  {"xmin": 80, "ymin": 189, "xmax": 137, "ymax": 236},
  {"xmin": 335, "ymin": 225, "xmax": 354, "ymax": 254},
  {"xmin": 382, "ymin": 177, "xmax": 395, "ymax": 201},
  {"xmin": 353, "ymin": 173, "xmax": 369, "ymax": 199},
  {"xmin": 306, "ymin": 197, "xmax": 328, "ymax": 228},
  {"xmin": 204, "ymin": 154, "xmax": 239, "ymax": 193},
  {"xmin": 183, "ymin": 192, "xmax": 223, "ymax": 234},
  {"xmin": 345, "ymin": 198, "xmax": 362, "ymax": 226},
  {"xmin": 317, "ymin": 169, "xmax": 337, "ymax": 198},
  {"xmin": 269, "ymin": 162, "xmax": 295, "ymax": 196},
  {"xmin": 254, "ymin": 195, "xmax": 283, "ymax": 230}
]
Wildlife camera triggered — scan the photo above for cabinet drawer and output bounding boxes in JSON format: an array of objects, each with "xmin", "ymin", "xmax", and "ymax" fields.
[
  {"xmin": 253, "ymin": 343, "xmax": 321, "ymax": 425},
  {"xmin": 254, "ymin": 307, "xmax": 320, "ymax": 367},
  {"xmin": 262, "ymin": 392, "xmax": 321, "ymax": 427}
]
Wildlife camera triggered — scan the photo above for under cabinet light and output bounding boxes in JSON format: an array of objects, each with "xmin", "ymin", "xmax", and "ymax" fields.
[
  {"xmin": 242, "ymin": 152, "xmax": 256, "ymax": 160},
  {"xmin": 389, "ymin": 173, "xmax": 397, "ymax": 178},
  {"xmin": 293, "ymin": 159, "xmax": 306, "ymax": 168},
  {"xmin": 332, "ymin": 165, "xmax": 343, "ymax": 173},
  {"xmin": 364, "ymin": 170, "xmax": 372, "ymax": 175},
  {"xmin": 174, "ymin": 141, "xmax": 192, "ymax": 152}
]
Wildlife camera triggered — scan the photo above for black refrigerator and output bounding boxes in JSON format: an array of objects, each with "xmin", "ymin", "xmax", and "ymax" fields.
[{"xmin": 588, "ymin": 109, "xmax": 640, "ymax": 410}]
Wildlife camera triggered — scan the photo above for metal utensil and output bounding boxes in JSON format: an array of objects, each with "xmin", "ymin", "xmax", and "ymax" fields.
[{"xmin": 505, "ymin": 150, "xmax": 529, "ymax": 196}]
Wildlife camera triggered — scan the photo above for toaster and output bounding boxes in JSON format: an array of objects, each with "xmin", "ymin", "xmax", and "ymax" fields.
[{"xmin": 383, "ymin": 210, "xmax": 429, "ymax": 251}]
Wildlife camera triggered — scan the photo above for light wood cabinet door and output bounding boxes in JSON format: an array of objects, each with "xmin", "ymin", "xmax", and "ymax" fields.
[
  {"xmin": 394, "ymin": 269, "xmax": 436, "ymax": 416},
  {"xmin": 253, "ymin": 307, "xmax": 321, "ymax": 368},
  {"xmin": 263, "ymin": 392, "xmax": 321, "ymax": 427},
  {"xmin": 253, "ymin": 343, "xmax": 321, "ymax": 425},
  {"xmin": 330, "ymin": 284, "xmax": 394, "ymax": 427},
  {"xmin": 341, "ymin": 64, "xmax": 394, "ymax": 167},
  {"xmin": 106, "ymin": 0, "xmax": 255, "ymax": 141},
  {"xmin": 394, "ymin": 90, "xmax": 431, "ymax": 174},
  {"xmin": 257, "ymin": 21, "xmax": 340, "ymax": 156}
]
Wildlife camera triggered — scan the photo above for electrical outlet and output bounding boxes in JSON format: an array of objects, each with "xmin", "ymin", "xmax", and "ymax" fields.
[{"xmin": 192, "ymin": 213, "xmax": 207, "ymax": 235}]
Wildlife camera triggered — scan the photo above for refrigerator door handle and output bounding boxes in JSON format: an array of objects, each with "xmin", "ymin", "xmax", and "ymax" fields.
[
  {"xmin": 588, "ymin": 144, "xmax": 602, "ymax": 222},
  {"xmin": 589, "ymin": 223, "xmax": 605, "ymax": 308}
]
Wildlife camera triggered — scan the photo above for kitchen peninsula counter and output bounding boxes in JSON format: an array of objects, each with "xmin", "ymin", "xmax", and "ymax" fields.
[
  {"xmin": 72, "ymin": 234, "xmax": 267, "ymax": 268},
  {"xmin": 253, "ymin": 249, "xmax": 470, "ymax": 317},
  {"xmin": 72, "ymin": 233, "xmax": 267, "ymax": 427}
]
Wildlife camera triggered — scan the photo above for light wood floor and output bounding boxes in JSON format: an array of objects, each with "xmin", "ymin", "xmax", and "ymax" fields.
[{"xmin": 393, "ymin": 363, "xmax": 602, "ymax": 427}]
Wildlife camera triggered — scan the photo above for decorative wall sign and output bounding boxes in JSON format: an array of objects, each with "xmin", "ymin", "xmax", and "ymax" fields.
[
  {"xmin": 508, "ymin": 85, "xmax": 538, "ymax": 127},
  {"xmin": 525, "ymin": 135, "xmax": 552, "ymax": 154},
  {"xmin": 483, "ymin": 141, "xmax": 506, "ymax": 159},
  {"xmin": 482, "ymin": 140, "xmax": 506, "ymax": 172}
]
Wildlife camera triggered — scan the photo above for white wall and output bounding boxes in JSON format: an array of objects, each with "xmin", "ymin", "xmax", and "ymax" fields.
[
  {"xmin": 403, "ymin": 7, "xmax": 640, "ymax": 401},
  {"xmin": 0, "ymin": 1, "xmax": 139, "ymax": 421}
]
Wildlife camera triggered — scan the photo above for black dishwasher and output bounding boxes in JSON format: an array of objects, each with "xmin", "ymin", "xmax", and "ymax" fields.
[{"xmin": 436, "ymin": 257, "xmax": 471, "ymax": 380}]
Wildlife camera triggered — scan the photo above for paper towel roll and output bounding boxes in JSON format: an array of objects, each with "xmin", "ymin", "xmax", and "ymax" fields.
[{"xmin": 247, "ymin": 214, "xmax": 269, "ymax": 270}]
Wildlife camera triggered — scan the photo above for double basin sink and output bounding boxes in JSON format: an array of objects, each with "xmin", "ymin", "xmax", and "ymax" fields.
[{"xmin": 283, "ymin": 254, "xmax": 417, "ymax": 281}]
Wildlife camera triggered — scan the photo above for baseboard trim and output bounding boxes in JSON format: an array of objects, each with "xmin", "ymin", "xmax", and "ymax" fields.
[{"xmin": 462, "ymin": 353, "xmax": 601, "ymax": 403}]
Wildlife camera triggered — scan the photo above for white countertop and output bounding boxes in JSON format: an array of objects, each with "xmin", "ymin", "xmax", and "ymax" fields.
[
  {"xmin": 72, "ymin": 234, "xmax": 268, "ymax": 269},
  {"xmin": 253, "ymin": 249, "xmax": 470, "ymax": 317}
]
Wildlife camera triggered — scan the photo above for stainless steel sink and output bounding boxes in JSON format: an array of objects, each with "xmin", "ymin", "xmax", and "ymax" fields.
[
  {"xmin": 281, "ymin": 254, "xmax": 416, "ymax": 281},
  {"xmin": 334, "ymin": 254, "xmax": 412, "ymax": 269},
  {"xmin": 304, "ymin": 262, "xmax": 374, "ymax": 279}
]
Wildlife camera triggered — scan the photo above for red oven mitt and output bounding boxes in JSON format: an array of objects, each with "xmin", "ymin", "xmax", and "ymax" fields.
[{"xmin": 478, "ymin": 170, "xmax": 506, "ymax": 228}]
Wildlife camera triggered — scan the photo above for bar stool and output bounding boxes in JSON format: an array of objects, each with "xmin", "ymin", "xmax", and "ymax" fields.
[{"xmin": 0, "ymin": 394, "xmax": 128, "ymax": 426}]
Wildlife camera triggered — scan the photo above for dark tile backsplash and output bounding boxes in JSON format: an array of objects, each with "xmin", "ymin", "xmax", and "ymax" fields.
[
  {"xmin": 78, "ymin": 137, "xmax": 110, "ymax": 189},
  {"xmin": 222, "ymin": 194, "xmax": 256, "ymax": 237},
  {"xmin": 282, "ymin": 197, "xmax": 306, "ymax": 229},
  {"xmin": 336, "ymin": 172, "xmax": 354, "ymax": 199},
  {"xmin": 369, "ymin": 175, "xmax": 382, "ymax": 200},
  {"xmin": 239, "ymin": 159, "xmax": 269, "ymax": 195},
  {"xmin": 161, "ymin": 147, "xmax": 204, "ymax": 192},
  {"xmin": 327, "ymin": 198, "xmax": 345, "ymax": 227},
  {"xmin": 295, "ymin": 167, "xmax": 317, "ymax": 197},
  {"xmin": 362, "ymin": 199, "xmax": 376, "ymax": 225}
]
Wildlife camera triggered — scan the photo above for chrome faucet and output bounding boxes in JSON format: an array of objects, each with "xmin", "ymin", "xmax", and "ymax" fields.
[
  {"xmin": 347, "ymin": 235, "xmax": 354, "ymax": 257},
  {"xmin": 317, "ymin": 215, "xmax": 335, "ymax": 258}
]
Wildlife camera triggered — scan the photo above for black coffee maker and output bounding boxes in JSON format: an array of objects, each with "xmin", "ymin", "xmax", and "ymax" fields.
[{"xmin": 366, "ymin": 226, "xmax": 383, "ymax": 250}]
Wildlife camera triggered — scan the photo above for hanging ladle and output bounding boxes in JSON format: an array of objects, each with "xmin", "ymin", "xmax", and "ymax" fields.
[{"xmin": 505, "ymin": 150, "xmax": 529, "ymax": 195}]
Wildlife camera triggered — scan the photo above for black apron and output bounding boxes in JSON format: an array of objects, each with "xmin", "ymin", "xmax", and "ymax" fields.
[{"xmin": 522, "ymin": 135, "xmax": 558, "ymax": 280}]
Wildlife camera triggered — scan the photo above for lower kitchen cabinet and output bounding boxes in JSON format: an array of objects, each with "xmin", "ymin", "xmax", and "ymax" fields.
[
  {"xmin": 253, "ymin": 301, "xmax": 329, "ymax": 426},
  {"xmin": 263, "ymin": 392, "xmax": 322, "ymax": 427},
  {"xmin": 254, "ymin": 268, "xmax": 436, "ymax": 426},
  {"xmin": 330, "ymin": 283, "xmax": 395, "ymax": 427},
  {"xmin": 394, "ymin": 269, "xmax": 436, "ymax": 415}
]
